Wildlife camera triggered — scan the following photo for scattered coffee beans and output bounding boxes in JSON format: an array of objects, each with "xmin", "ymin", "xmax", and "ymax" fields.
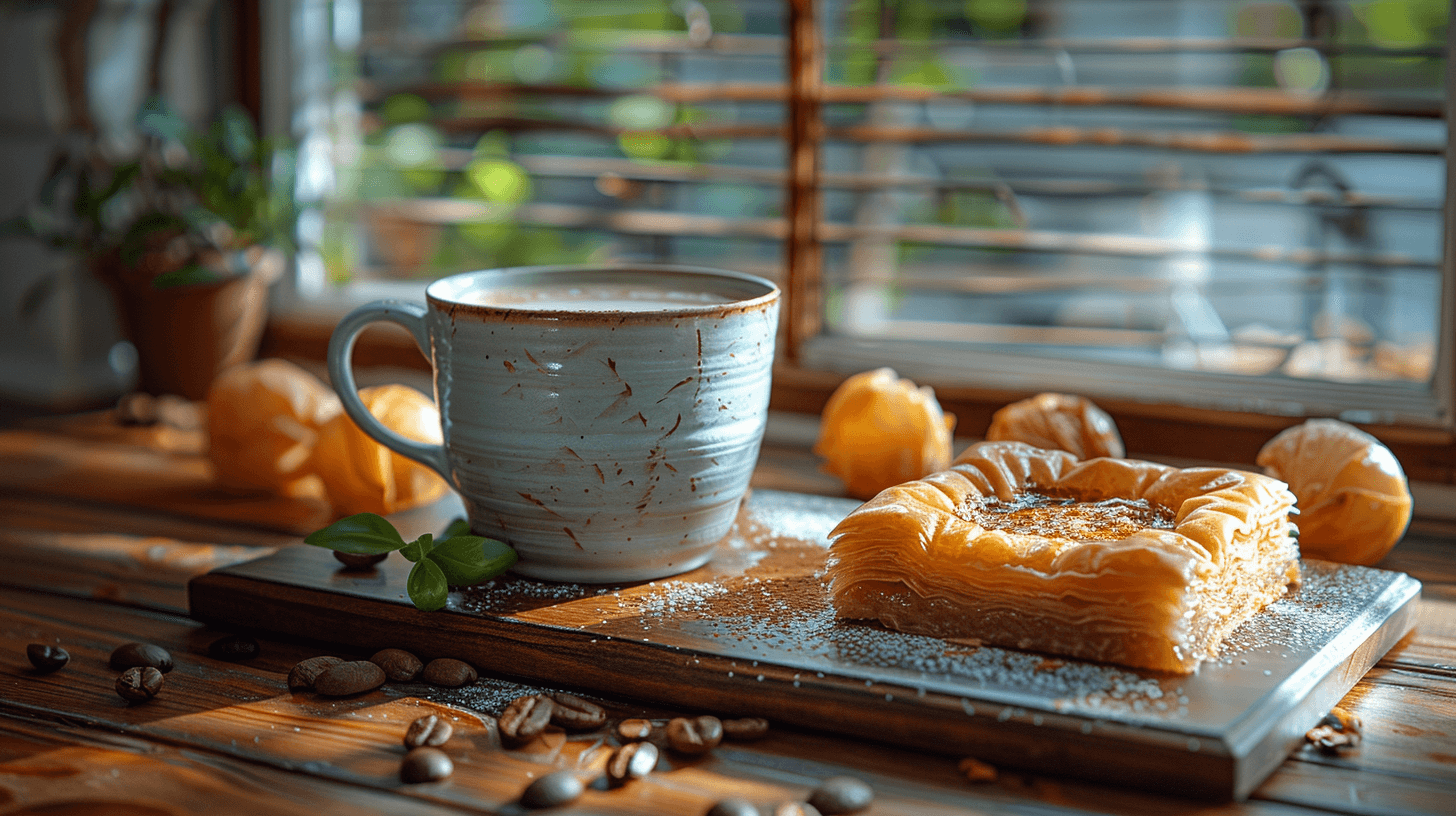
[
  {"xmin": 288, "ymin": 656, "xmax": 344, "ymax": 691},
  {"xmin": 666, "ymin": 715, "xmax": 723, "ymax": 755},
  {"xmin": 313, "ymin": 660, "xmax": 386, "ymax": 696},
  {"xmin": 334, "ymin": 550, "xmax": 388, "ymax": 571},
  {"xmin": 616, "ymin": 718, "xmax": 653, "ymax": 741},
  {"xmin": 772, "ymin": 803, "xmax": 821, "ymax": 816},
  {"xmin": 722, "ymin": 716, "xmax": 770, "ymax": 741},
  {"xmin": 520, "ymin": 770, "xmax": 584, "ymax": 809},
  {"xmin": 549, "ymin": 692, "xmax": 607, "ymax": 731},
  {"xmin": 207, "ymin": 634, "xmax": 260, "ymax": 662},
  {"xmin": 421, "ymin": 657, "xmax": 477, "ymax": 687},
  {"xmin": 706, "ymin": 797, "xmax": 761, "ymax": 816},
  {"xmin": 605, "ymin": 740, "xmax": 659, "ymax": 787},
  {"xmin": 499, "ymin": 694, "xmax": 554, "ymax": 744},
  {"xmin": 26, "ymin": 644, "xmax": 69, "ymax": 673},
  {"xmin": 404, "ymin": 714, "xmax": 453, "ymax": 748},
  {"xmin": 806, "ymin": 776, "xmax": 873, "ymax": 815},
  {"xmin": 371, "ymin": 648, "xmax": 424, "ymax": 682},
  {"xmin": 110, "ymin": 642, "xmax": 173, "ymax": 674},
  {"xmin": 958, "ymin": 756, "xmax": 997, "ymax": 783},
  {"xmin": 116, "ymin": 666, "xmax": 164, "ymax": 703},
  {"xmin": 400, "ymin": 747, "xmax": 453, "ymax": 783}
]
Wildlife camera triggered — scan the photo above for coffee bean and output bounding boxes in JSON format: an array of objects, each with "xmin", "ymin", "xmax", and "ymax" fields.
[
  {"xmin": 519, "ymin": 770, "xmax": 583, "ymax": 809},
  {"xmin": 400, "ymin": 747, "xmax": 453, "ymax": 783},
  {"xmin": 26, "ymin": 644, "xmax": 69, "ymax": 673},
  {"xmin": 110, "ymin": 642, "xmax": 173, "ymax": 674},
  {"xmin": 404, "ymin": 714, "xmax": 453, "ymax": 748},
  {"xmin": 288, "ymin": 656, "xmax": 344, "ymax": 691},
  {"xmin": 334, "ymin": 550, "xmax": 387, "ymax": 571},
  {"xmin": 706, "ymin": 798, "xmax": 761, "ymax": 816},
  {"xmin": 772, "ymin": 804, "xmax": 821, "ymax": 816},
  {"xmin": 116, "ymin": 666, "xmax": 163, "ymax": 703},
  {"xmin": 605, "ymin": 740, "xmax": 658, "ymax": 787},
  {"xmin": 313, "ymin": 660, "xmax": 386, "ymax": 696},
  {"xmin": 722, "ymin": 716, "xmax": 770, "ymax": 741},
  {"xmin": 616, "ymin": 718, "xmax": 653, "ymax": 741},
  {"xmin": 370, "ymin": 648, "xmax": 423, "ymax": 682},
  {"xmin": 549, "ymin": 692, "xmax": 607, "ymax": 731},
  {"xmin": 806, "ymin": 776, "xmax": 873, "ymax": 815},
  {"xmin": 207, "ymin": 634, "xmax": 260, "ymax": 662},
  {"xmin": 499, "ymin": 694, "xmax": 553, "ymax": 744},
  {"xmin": 420, "ymin": 657, "xmax": 476, "ymax": 687},
  {"xmin": 666, "ymin": 715, "xmax": 723, "ymax": 755}
]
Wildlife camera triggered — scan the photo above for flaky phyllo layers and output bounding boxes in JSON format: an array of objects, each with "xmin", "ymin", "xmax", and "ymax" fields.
[{"xmin": 827, "ymin": 442, "xmax": 1300, "ymax": 674}]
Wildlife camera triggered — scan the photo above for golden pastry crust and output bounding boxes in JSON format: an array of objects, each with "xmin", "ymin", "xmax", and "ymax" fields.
[
  {"xmin": 827, "ymin": 441, "xmax": 1299, "ymax": 674},
  {"xmin": 985, "ymin": 392, "xmax": 1124, "ymax": 460},
  {"xmin": 814, "ymin": 368, "xmax": 956, "ymax": 500},
  {"xmin": 1257, "ymin": 419, "xmax": 1411, "ymax": 566}
]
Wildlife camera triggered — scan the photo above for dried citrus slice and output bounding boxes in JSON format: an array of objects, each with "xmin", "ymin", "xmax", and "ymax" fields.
[
  {"xmin": 310, "ymin": 383, "xmax": 449, "ymax": 516},
  {"xmin": 206, "ymin": 358, "xmax": 340, "ymax": 497},
  {"xmin": 985, "ymin": 392, "xmax": 1124, "ymax": 460},
  {"xmin": 813, "ymin": 368, "xmax": 956, "ymax": 500},
  {"xmin": 1256, "ymin": 418, "xmax": 1412, "ymax": 566}
]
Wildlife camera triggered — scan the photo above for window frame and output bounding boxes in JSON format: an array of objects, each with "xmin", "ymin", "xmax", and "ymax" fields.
[{"xmin": 254, "ymin": 0, "xmax": 1456, "ymax": 491}]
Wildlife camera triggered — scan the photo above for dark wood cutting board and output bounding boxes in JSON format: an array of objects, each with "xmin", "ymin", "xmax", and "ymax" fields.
[{"xmin": 188, "ymin": 489, "xmax": 1420, "ymax": 800}]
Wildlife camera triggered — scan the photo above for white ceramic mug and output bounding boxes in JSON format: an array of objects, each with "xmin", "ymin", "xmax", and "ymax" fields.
[{"xmin": 327, "ymin": 265, "xmax": 780, "ymax": 582}]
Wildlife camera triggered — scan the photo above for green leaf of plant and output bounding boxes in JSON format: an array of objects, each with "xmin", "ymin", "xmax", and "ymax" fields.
[
  {"xmin": 149, "ymin": 263, "xmax": 229, "ymax": 289},
  {"xmin": 407, "ymin": 558, "xmax": 449, "ymax": 611},
  {"xmin": 399, "ymin": 533, "xmax": 433, "ymax": 563},
  {"xmin": 441, "ymin": 517, "xmax": 472, "ymax": 539},
  {"xmin": 426, "ymin": 535, "xmax": 517, "ymax": 586},
  {"xmin": 304, "ymin": 513, "xmax": 407, "ymax": 555}
]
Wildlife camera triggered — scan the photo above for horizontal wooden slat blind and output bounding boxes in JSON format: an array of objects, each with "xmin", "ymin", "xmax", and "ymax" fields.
[{"xmin": 317, "ymin": 0, "xmax": 1449, "ymax": 420}]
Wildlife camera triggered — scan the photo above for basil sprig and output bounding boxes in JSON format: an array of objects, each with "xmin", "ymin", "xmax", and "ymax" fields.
[{"xmin": 305, "ymin": 514, "xmax": 517, "ymax": 611}]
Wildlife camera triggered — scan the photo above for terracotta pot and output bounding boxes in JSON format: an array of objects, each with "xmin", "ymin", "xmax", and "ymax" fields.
[{"xmin": 99, "ymin": 248, "xmax": 283, "ymax": 400}]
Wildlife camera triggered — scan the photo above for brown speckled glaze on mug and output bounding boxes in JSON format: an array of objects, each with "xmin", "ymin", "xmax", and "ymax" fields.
[{"xmin": 328, "ymin": 265, "xmax": 780, "ymax": 582}]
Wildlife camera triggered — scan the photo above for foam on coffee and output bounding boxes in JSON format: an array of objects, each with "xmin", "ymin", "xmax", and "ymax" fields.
[{"xmin": 460, "ymin": 284, "xmax": 734, "ymax": 312}]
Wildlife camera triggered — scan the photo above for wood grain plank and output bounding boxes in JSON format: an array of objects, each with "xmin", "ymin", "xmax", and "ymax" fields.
[
  {"xmin": 0, "ymin": 585, "xmax": 1325, "ymax": 816},
  {"xmin": 0, "ymin": 427, "xmax": 332, "ymax": 535}
]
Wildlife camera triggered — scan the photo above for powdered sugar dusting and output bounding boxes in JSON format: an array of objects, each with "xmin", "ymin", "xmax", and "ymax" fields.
[{"xmin": 448, "ymin": 489, "xmax": 1415, "ymax": 733}]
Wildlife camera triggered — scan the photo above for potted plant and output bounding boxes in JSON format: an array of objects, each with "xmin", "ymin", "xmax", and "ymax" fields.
[{"xmin": 9, "ymin": 97, "xmax": 298, "ymax": 400}]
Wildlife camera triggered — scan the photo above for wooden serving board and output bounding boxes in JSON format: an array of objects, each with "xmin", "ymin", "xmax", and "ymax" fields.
[{"xmin": 188, "ymin": 489, "xmax": 1421, "ymax": 800}]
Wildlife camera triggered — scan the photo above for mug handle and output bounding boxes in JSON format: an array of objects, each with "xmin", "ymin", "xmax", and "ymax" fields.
[{"xmin": 327, "ymin": 300, "xmax": 453, "ymax": 484}]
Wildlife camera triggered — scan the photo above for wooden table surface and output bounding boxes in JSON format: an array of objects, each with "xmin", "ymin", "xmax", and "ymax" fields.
[{"xmin": 2, "ymin": 407, "xmax": 1455, "ymax": 816}]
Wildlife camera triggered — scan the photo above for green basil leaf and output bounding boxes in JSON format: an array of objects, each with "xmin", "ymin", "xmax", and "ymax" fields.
[
  {"xmin": 407, "ymin": 558, "xmax": 449, "ymax": 612},
  {"xmin": 441, "ymin": 517, "xmax": 472, "ymax": 540},
  {"xmin": 304, "ymin": 513, "xmax": 407, "ymax": 555},
  {"xmin": 427, "ymin": 535, "xmax": 517, "ymax": 586},
  {"xmin": 399, "ymin": 533, "xmax": 433, "ymax": 563}
]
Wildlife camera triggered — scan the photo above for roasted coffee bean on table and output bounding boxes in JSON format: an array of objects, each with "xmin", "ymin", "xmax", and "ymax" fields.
[
  {"xmin": 109, "ymin": 642, "xmax": 174, "ymax": 673},
  {"xmin": 666, "ymin": 715, "xmax": 723, "ymax": 755},
  {"xmin": 616, "ymin": 718, "xmax": 653, "ymax": 741},
  {"xmin": 400, "ymin": 747, "xmax": 453, "ymax": 783},
  {"xmin": 548, "ymin": 692, "xmax": 607, "ymax": 731},
  {"xmin": 313, "ymin": 660, "xmax": 386, "ymax": 697},
  {"xmin": 706, "ymin": 797, "xmax": 761, "ymax": 816},
  {"xmin": 371, "ymin": 648, "xmax": 424, "ymax": 682},
  {"xmin": 287, "ymin": 656, "xmax": 344, "ymax": 691},
  {"xmin": 722, "ymin": 716, "xmax": 771, "ymax": 741},
  {"xmin": 806, "ymin": 775, "xmax": 874, "ymax": 815},
  {"xmin": 207, "ymin": 634, "xmax": 260, "ymax": 662},
  {"xmin": 499, "ymin": 694, "xmax": 554, "ymax": 744},
  {"xmin": 421, "ymin": 657, "xmax": 477, "ymax": 687},
  {"xmin": 519, "ymin": 770, "xmax": 584, "ymax": 809},
  {"xmin": 116, "ymin": 666, "xmax": 164, "ymax": 703},
  {"xmin": 26, "ymin": 644, "xmax": 69, "ymax": 673},
  {"xmin": 773, "ymin": 803, "xmax": 822, "ymax": 816},
  {"xmin": 334, "ymin": 550, "xmax": 388, "ymax": 571},
  {"xmin": 605, "ymin": 740, "xmax": 659, "ymax": 787},
  {"xmin": 404, "ymin": 714, "xmax": 453, "ymax": 748}
]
